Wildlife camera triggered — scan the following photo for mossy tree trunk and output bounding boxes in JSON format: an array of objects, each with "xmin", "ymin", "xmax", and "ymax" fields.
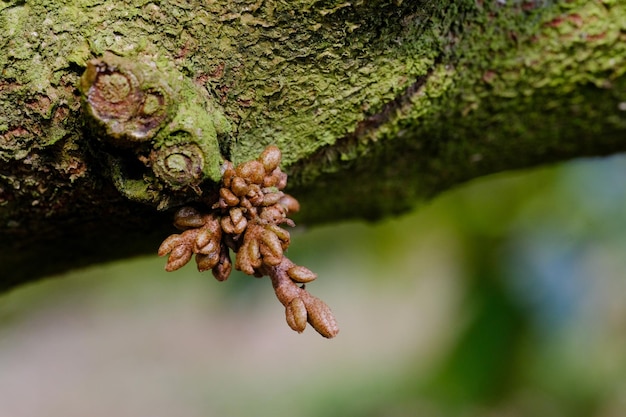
[{"xmin": 1, "ymin": 0, "xmax": 625, "ymax": 291}]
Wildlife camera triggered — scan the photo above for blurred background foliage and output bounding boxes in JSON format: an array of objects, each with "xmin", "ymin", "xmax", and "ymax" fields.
[{"xmin": 1, "ymin": 155, "xmax": 626, "ymax": 417}]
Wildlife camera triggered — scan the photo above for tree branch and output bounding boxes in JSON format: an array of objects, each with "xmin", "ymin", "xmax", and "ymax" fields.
[{"xmin": 1, "ymin": 0, "xmax": 625, "ymax": 291}]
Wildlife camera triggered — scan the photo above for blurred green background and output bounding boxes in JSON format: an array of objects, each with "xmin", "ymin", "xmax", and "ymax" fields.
[{"xmin": 1, "ymin": 155, "xmax": 626, "ymax": 417}]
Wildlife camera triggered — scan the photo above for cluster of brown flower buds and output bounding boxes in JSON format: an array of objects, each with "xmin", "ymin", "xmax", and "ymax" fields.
[
  {"xmin": 158, "ymin": 146, "xmax": 338, "ymax": 338},
  {"xmin": 157, "ymin": 208, "xmax": 231, "ymax": 281}
]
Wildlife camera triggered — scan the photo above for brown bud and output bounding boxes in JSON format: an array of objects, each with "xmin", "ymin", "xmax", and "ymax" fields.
[
  {"xmin": 266, "ymin": 224, "xmax": 290, "ymax": 247},
  {"xmin": 204, "ymin": 215, "xmax": 222, "ymax": 233},
  {"xmin": 158, "ymin": 234, "xmax": 183, "ymax": 257},
  {"xmin": 196, "ymin": 250, "xmax": 220, "ymax": 272},
  {"xmin": 165, "ymin": 244, "xmax": 193, "ymax": 272},
  {"xmin": 259, "ymin": 205, "xmax": 286, "ymax": 224},
  {"xmin": 193, "ymin": 228, "xmax": 212, "ymax": 250},
  {"xmin": 234, "ymin": 219, "xmax": 247, "ymax": 235},
  {"xmin": 275, "ymin": 171, "xmax": 288, "ymax": 190},
  {"xmin": 173, "ymin": 206, "xmax": 205, "ymax": 229},
  {"xmin": 219, "ymin": 187, "xmax": 240, "ymax": 206},
  {"xmin": 229, "ymin": 208, "xmax": 248, "ymax": 234},
  {"xmin": 279, "ymin": 194, "xmax": 300, "ymax": 214},
  {"xmin": 229, "ymin": 207, "xmax": 243, "ymax": 224},
  {"xmin": 236, "ymin": 160, "xmax": 265, "ymax": 184},
  {"xmin": 246, "ymin": 237, "xmax": 262, "ymax": 269},
  {"xmin": 285, "ymin": 297, "xmax": 307, "ymax": 333},
  {"xmin": 261, "ymin": 191, "xmax": 284, "ymax": 206},
  {"xmin": 231, "ymin": 176, "xmax": 249, "ymax": 197},
  {"xmin": 258, "ymin": 145, "xmax": 282, "ymax": 173},
  {"xmin": 287, "ymin": 265, "xmax": 317, "ymax": 283},
  {"xmin": 235, "ymin": 248, "xmax": 255, "ymax": 275},
  {"xmin": 261, "ymin": 231, "xmax": 283, "ymax": 260},
  {"xmin": 259, "ymin": 246, "xmax": 282, "ymax": 266},
  {"xmin": 263, "ymin": 170, "xmax": 280, "ymax": 187},
  {"xmin": 195, "ymin": 236, "xmax": 219, "ymax": 256},
  {"xmin": 220, "ymin": 216, "xmax": 236, "ymax": 234},
  {"xmin": 246, "ymin": 185, "xmax": 264, "ymax": 206},
  {"xmin": 305, "ymin": 296, "xmax": 339, "ymax": 338},
  {"xmin": 212, "ymin": 247, "xmax": 232, "ymax": 281},
  {"xmin": 237, "ymin": 197, "xmax": 252, "ymax": 210}
]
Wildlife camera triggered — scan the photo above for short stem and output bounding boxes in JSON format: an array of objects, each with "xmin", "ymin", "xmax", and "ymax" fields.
[{"xmin": 264, "ymin": 258, "xmax": 302, "ymax": 306}]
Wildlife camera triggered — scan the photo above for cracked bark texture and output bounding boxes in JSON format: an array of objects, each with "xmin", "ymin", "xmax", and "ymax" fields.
[{"xmin": 1, "ymin": 0, "xmax": 625, "ymax": 291}]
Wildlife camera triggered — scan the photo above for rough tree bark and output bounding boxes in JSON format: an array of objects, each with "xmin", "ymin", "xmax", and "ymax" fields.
[{"xmin": 1, "ymin": 0, "xmax": 625, "ymax": 291}]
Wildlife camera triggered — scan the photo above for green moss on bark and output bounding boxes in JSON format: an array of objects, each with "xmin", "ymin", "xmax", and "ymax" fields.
[{"xmin": 292, "ymin": 0, "xmax": 626, "ymax": 222}]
